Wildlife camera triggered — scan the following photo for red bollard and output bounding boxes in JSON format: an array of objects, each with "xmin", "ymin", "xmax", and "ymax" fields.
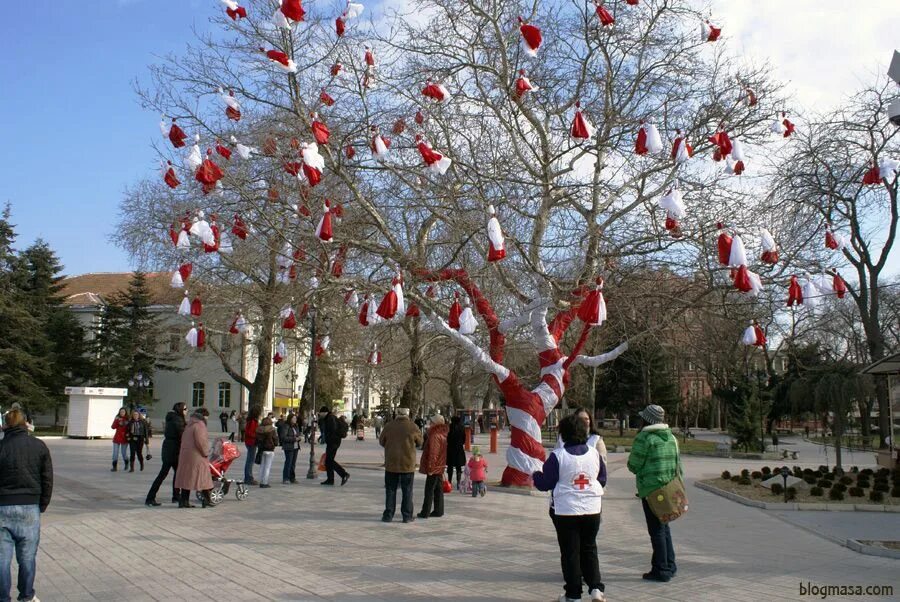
[
  {"xmin": 464, "ymin": 426, "xmax": 471, "ymax": 451},
  {"xmin": 489, "ymin": 427, "xmax": 498, "ymax": 454}
]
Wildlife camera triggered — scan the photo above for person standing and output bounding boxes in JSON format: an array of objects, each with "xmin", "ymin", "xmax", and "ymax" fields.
[
  {"xmin": 243, "ymin": 405, "xmax": 262, "ymax": 485},
  {"xmin": 237, "ymin": 411, "xmax": 247, "ymax": 443},
  {"xmin": 418, "ymin": 415, "xmax": 448, "ymax": 519},
  {"xmin": 627, "ymin": 404, "xmax": 680, "ymax": 583},
  {"xmin": 279, "ymin": 414, "xmax": 301, "ymax": 484},
  {"xmin": 467, "ymin": 447, "xmax": 488, "ymax": 497},
  {"xmin": 256, "ymin": 417, "xmax": 279, "ymax": 488},
  {"xmin": 319, "ymin": 406, "xmax": 350, "ymax": 486},
  {"xmin": 379, "ymin": 408, "xmax": 422, "ymax": 523},
  {"xmin": 219, "ymin": 411, "xmax": 229, "ymax": 433},
  {"xmin": 110, "ymin": 408, "xmax": 129, "ymax": 472},
  {"xmin": 228, "ymin": 411, "xmax": 238, "ymax": 442},
  {"xmin": 146, "ymin": 403, "xmax": 187, "ymax": 506},
  {"xmin": 533, "ymin": 414, "xmax": 606, "ymax": 602},
  {"xmin": 374, "ymin": 414, "xmax": 384, "ymax": 438},
  {"xmin": 0, "ymin": 408, "xmax": 53, "ymax": 602},
  {"xmin": 127, "ymin": 410, "xmax": 150, "ymax": 472},
  {"xmin": 446, "ymin": 415, "xmax": 466, "ymax": 488},
  {"xmin": 174, "ymin": 408, "xmax": 215, "ymax": 508},
  {"xmin": 567, "ymin": 407, "xmax": 608, "ymax": 468}
]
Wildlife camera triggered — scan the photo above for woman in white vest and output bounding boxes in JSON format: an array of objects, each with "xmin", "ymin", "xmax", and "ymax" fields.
[{"xmin": 534, "ymin": 414, "xmax": 606, "ymax": 602}]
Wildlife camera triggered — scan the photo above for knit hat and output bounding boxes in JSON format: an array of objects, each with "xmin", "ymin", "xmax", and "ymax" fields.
[
  {"xmin": 472, "ymin": 446, "xmax": 481, "ymax": 456},
  {"xmin": 639, "ymin": 404, "xmax": 665, "ymax": 425},
  {"xmin": 397, "ymin": 407, "xmax": 410, "ymax": 416},
  {"xmin": 319, "ymin": 406, "xmax": 330, "ymax": 413}
]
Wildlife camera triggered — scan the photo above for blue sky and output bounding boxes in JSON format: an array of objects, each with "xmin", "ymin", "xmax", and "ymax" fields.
[{"xmin": 1, "ymin": 0, "xmax": 897, "ymax": 277}]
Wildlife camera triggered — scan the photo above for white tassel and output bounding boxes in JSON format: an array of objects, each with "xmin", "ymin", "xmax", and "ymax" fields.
[
  {"xmin": 170, "ymin": 271, "xmax": 184, "ymax": 289},
  {"xmin": 178, "ymin": 294, "xmax": 191, "ymax": 316},
  {"xmin": 646, "ymin": 124, "xmax": 663, "ymax": 154},
  {"xmin": 393, "ymin": 278, "xmax": 405, "ymax": 319},
  {"xmin": 748, "ymin": 270, "xmax": 763, "ymax": 296},
  {"xmin": 458, "ymin": 300, "xmax": 478, "ymax": 335},
  {"xmin": 184, "ymin": 137, "xmax": 202, "ymax": 172},
  {"xmin": 658, "ymin": 187, "xmax": 686, "ymax": 219},
  {"xmin": 760, "ymin": 228, "xmax": 776, "ymax": 252},
  {"xmin": 741, "ymin": 322, "xmax": 757, "ymax": 346},
  {"xmin": 731, "ymin": 139, "xmax": 746, "ymax": 161},
  {"xmin": 185, "ymin": 326, "xmax": 198, "ymax": 348},
  {"xmin": 366, "ymin": 294, "xmax": 380, "ymax": 325},
  {"xmin": 729, "ymin": 234, "xmax": 747, "ymax": 267}
]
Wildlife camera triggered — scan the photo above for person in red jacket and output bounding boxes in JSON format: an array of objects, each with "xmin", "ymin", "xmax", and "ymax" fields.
[
  {"xmin": 417, "ymin": 415, "xmax": 448, "ymax": 519},
  {"xmin": 110, "ymin": 408, "xmax": 129, "ymax": 472},
  {"xmin": 243, "ymin": 404, "xmax": 262, "ymax": 485}
]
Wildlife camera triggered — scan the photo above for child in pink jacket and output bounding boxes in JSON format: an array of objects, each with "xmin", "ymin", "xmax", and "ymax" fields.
[{"xmin": 467, "ymin": 447, "xmax": 488, "ymax": 497}]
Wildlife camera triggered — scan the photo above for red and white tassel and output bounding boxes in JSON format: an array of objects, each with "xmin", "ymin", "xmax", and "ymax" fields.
[
  {"xmin": 487, "ymin": 205, "xmax": 506, "ymax": 262},
  {"xmin": 219, "ymin": 88, "xmax": 241, "ymax": 121},
  {"xmin": 759, "ymin": 228, "xmax": 779, "ymax": 264},
  {"xmin": 280, "ymin": 306, "xmax": 297, "ymax": 329},
  {"xmin": 260, "ymin": 47, "xmax": 297, "ymax": 72},
  {"xmin": 221, "ymin": 0, "xmax": 247, "ymax": 20},
  {"xmin": 570, "ymin": 102, "xmax": 594, "ymax": 142},
  {"xmin": 165, "ymin": 117, "xmax": 187, "ymax": 148},
  {"xmin": 577, "ymin": 279, "xmax": 607, "ymax": 327},
  {"xmin": 635, "ymin": 122, "xmax": 663, "ymax": 156},
  {"xmin": 787, "ymin": 276, "xmax": 803, "ymax": 306},
  {"xmin": 518, "ymin": 17, "xmax": 542, "ymax": 57},
  {"xmin": 716, "ymin": 222, "xmax": 732, "ymax": 266},
  {"xmin": 162, "ymin": 161, "xmax": 180, "ymax": 189},
  {"xmin": 273, "ymin": 340, "xmax": 287, "ymax": 364},
  {"xmin": 701, "ymin": 20, "xmax": 722, "ymax": 42},
  {"xmin": 741, "ymin": 321, "xmax": 766, "ymax": 347},
  {"xmin": 832, "ymin": 272, "xmax": 848, "ymax": 299},
  {"xmin": 368, "ymin": 344, "xmax": 382, "ymax": 366},
  {"xmin": 421, "ymin": 80, "xmax": 450, "ymax": 102},
  {"xmin": 415, "ymin": 135, "xmax": 452, "ymax": 174},
  {"xmin": 229, "ymin": 313, "xmax": 248, "ymax": 335},
  {"xmin": 671, "ymin": 131, "xmax": 693, "ymax": 164},
  {"xmin": 371, "ymin": 132, "xmax": 390, "ymax": 160},
  {"xmin": 514, "ymin": 70, "xmax": 537, "ymax": 98},
  {"xmin": 301, "ymin": 142, "xmax": 325, "ymax": 187},
  {"xmin": 344, "ymin": 289, "xmax": 359, "ymax": 309},
  {"xmin": 315, "ymin": 200, "xmax": 333, "ymax": 242}
]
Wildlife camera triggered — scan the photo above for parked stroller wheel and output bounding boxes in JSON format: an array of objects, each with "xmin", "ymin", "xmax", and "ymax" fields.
[
  {"xmin": 209, "ymin": 486, "xmax": 225, "ymax": 505},
  {"xmin": 195, "ymin": 491, "xmax": 204, "ymax": 503},
  {"xmin": 235, "ymin": 484, "xmax": 249, "ymax": 501}
]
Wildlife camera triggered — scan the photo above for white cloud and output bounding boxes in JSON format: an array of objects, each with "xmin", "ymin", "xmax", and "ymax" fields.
[{"xmin": 712, "ymin": 0, "xmax": 897, "ymax": 113}]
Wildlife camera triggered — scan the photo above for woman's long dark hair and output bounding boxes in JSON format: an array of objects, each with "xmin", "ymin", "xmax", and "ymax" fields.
[
  {"xmin": 571, "ymin": 406, "xmax": 598, "ymax": 435},
  {"xmin": 172, "ymin": 402, "xmax": 187, "ymax": 415},
  {"xmin": 248, "ymin": 404, "xmax": 263, "ymax": 422}
]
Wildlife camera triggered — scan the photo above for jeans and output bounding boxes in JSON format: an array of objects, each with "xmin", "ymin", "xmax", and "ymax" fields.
[
  {"xmin": 0, "ymin": 505, "xmax": 40, "ymax": 602},
  {"xmin": 641, "ymin": 498, "xmax": 677, "ymax": 578},
  {"xmin": 112, "ymin": 442, "xmax": 128, "ymax": 464},
  {"xmin": 259, "ymin": 451, "xmax": 275, "ymax": 485},
  {"xmin": 471, "ymin": 480, "xmax": 486, "ymax": 497},
  {"xmin": 220, "ymin": 419, "xmax": 228, "ymax": 432},
  {"xmin": 420, "ymin": 474, "xmax": 444, "ymax": 517},
  {"xmin": 128, "ymin": 438, "xmax": 145, "ymax": 470},
  {"xmin": 243, "ymin": 444, "xmax": 256, "ymax": 482},
  {"xmin": 282, "ymin": 448, "xmax": 299, "ymax": 482},
  {"xmin": 146, "ymin": 458, "xmax": 179, "ymax": 503},
  {"xmin": 324, "ymin": 443, "xmax": 347, "ymax": 482},
  {"xmin": 550, "ymin": 511, "xmax": 604, "ymax": 599},
  {"xmin": 383, "ymin": 472, "xmax": 414, "ymax": 521}
]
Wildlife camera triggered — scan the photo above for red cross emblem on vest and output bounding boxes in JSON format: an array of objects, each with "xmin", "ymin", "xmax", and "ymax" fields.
[{"xmin": 573, "ymin": 473, "xmax": 591, "ymax": 490}]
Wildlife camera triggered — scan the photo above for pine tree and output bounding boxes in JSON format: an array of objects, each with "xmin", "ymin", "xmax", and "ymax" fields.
[
  {"xmin": 19, "ymin": 240, "xmax": 93, "ymax": 419},
  {"xmin": 104, "ymin": 271, "xmax": 178, "ymax": 408},
  {"xmin": 0, "ymin": 205, "xmax": 49, "ymax": 410}
]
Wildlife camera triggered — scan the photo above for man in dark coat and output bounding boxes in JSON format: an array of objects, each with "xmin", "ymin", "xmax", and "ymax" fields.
[
  {"xmin": 446, "ymin": 415, "xmax": 467, "ymax": 488},
  {"xmin": 0, "ymin": 408, "xmax": 53, "ymax": 602},
  {"xmin": 145, "ymin": 402, "xmax": 187, "ymax": 506},
  {"xmin": 319, "ymin": 406, "xmax": 349, "ymax": 486}
]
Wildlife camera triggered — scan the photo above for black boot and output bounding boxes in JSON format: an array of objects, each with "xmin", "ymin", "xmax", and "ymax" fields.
[
  {"xmin": 111, "ymin": 462, "xmax": 117, "ymax": 472},
  {"xmin": 201, "ymin": 490, "xmax": 214, "ymax": 508},
  {"xmin": 179, "ymin": 491, "xmax": 195, "ymax": 508}
]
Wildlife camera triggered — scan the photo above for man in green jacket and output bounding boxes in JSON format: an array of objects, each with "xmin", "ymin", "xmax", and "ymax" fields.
[{"xmin": 627, "ymin": 404, "xmax": 679, "ymax": 583}]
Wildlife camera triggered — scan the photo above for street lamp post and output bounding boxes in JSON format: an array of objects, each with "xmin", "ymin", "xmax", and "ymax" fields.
[
  {"xmin": 306, "ymin": 307, "xmax": 319, "ymax": 480},
  {"xmin": 127, "ymin": 372, "xmax": 151, "ymax": 412}
]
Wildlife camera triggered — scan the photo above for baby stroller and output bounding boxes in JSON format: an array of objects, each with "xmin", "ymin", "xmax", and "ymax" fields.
[
  {"xmin": 195, "ymin": 438, "xmax": 249, "ymax": 505},
  {"xmin": 458, "ymin": 465, "xmax": 473, "ymax": 495}
]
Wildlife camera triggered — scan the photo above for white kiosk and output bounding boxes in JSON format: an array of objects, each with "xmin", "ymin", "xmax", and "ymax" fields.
[{"xmin": 64, "ymin": 387, "xmax": 128, "ymax": 438}]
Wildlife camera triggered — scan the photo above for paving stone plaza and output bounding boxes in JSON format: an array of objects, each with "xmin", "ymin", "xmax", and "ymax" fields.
[{"xmin": 21, "ymin": 432, "xmax": 900, "ymax": 601}]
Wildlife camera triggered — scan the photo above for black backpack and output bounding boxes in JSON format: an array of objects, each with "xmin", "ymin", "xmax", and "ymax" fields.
[{"xmin": 337, "ymin": 418, "xmax": 349, "ymax": 439}]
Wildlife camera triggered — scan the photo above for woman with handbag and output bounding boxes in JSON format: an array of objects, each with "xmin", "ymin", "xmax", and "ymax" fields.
[
  {"xmin": 533, "ymin": 414, "xmax": 606, "ymax": 602},
  {"xmin": 416, "ymin": 415, "xmax": 448, "ymax": 519},
  {"xmin": 627, "ymin": 404, "xmax": 681, "ymax": 583}
]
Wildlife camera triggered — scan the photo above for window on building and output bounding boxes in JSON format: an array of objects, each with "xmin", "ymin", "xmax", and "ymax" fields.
[
  {"xmin": 192, "ymin": 382, "xmax": 205, "ymax": 407},
  {"xmin": 218, "ymin": 382, "xmax": 231, "ymax": 408}
]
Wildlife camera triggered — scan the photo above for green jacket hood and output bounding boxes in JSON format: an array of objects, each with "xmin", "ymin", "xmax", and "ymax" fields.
[{"xmin": 642, "ymin": 423, "xmax": 673, "ymax": 442}]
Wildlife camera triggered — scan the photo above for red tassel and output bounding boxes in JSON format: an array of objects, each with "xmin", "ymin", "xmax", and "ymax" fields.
[
  {"xmin": 782, "ymin": 117, "xmax": 796, "ymax": 138},
  {"xmin": 282, "ymin": 311, "xmax": 297, "ymax": 330},
  {"xmin": 168, "ymin": 226, "xmax": 179, "ymax": 246},
  {"xmin": 415, "ymin": 111, "xmax": 425, "ymax": 125},
  {"xmin": 178, "ymin": 263, "xmax": 192, "ymax": 282},
  {"xmin": 331, "ymin": 63, "xmax": 342, "ymax": 76},
  {"xmin": 863, "ymin": 164, "xmax": 881, "ymax": 185},
  {"xmin": 204, "ymin": 224, "xmax": 220, "ymax": 253},
  {"xmin": 787, "ymin": 276, "xmax": 803, "ymax": 306},
  {"xmin": 376, "ymin": 289, "xmax": 398, "ymax": 320},
  {"xmin": 311, "ymin": 120, "xmax": 330, "ymax": 145},
  {"xmin": 163, "ymin": 163, "xmax": 180, "ymax": 189},
  {"xmin": 833, "ymin": 273, "xmax": 847, "ymax": 299},
  {"xmin": 358, "ymin": 299, "xmax": 369, "ymax": 326},
  {"xmin": 448, "ymin": 294, "xmax": 462, "ymax": 329},
  {"xmin": 761, "ymin": 250, "xmax": 779, "ymax": 264},
  {"xmin": 232, "ymin": 215, "xmax": 249, "ymax": 240},
  {"xmin": 168, "ymin": 120, "xmax": 187, "ymax": 148},
  {"xmin": 283, "ymin": 161, "xmax": 302, "ymax": 176},
  {"xmin": 226, "ymin": 6, "xmax": 247, "ymax": 20},
  {"xmin": 405, "ymin": 302, "xmax": 420, "ymax": 318},
  {"xmin": 752, "ymin": 323, "xmax": 766, "ymax": 347},
  {"xmin": 345, "ymin": 145, "xmax": 356, "ymax": 159},
  {"xmin": 733, "ymin": 265, "xmax": 752, "ymax": 293},
  {"xmin": 595, "ymin": 4, "xmax": 615, "ymax": 26},
  {"xmin": 717, "ymin": 228, "xmax": 732, "ymax": 266},
  {"xmin": 197, "ymin": 325, "xmax": 206, "ymax": 349},
  {"xmin": 195, "ymin": 152, "xmax": 224, "ymax": 186},
  {"xmin": 215, "ymin": 141, "xmax": 232, "ymax": 160},
  {"xmin": 335, "ymin": 16, "xmax": 345, "ymax": 37},
  {"xmin": 320, "ymin": 89, "xmax": 335, "ymax": 106},
  {"xmin": 303, "ymin": 164, "xmax": 322, "ymax": 187},
  {"xmin": 635, "ymin": 125, "xmax": 648, "ymax": 155},
  {"xmin": 190, "ymin": 296, "xmax": 203, "ymax": 317},
  {"xmin": 281, "ymin": 0, "xmax": 305, "ymax": 22},
  {"xmin": 825, "ymin": 230, "xmax": 838, "ymax": 250},
  {"xmin": 519, "ymin": 19, "xmax": 542, "ymax": 55}
]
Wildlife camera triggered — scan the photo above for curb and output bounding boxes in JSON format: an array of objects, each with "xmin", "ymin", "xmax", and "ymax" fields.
[{"xmin": 693, "ymin": 481, "xmax": 900, "ymax": 513}]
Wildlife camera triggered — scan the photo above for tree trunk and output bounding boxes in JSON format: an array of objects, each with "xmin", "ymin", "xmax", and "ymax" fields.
[
  {"xmin": 833, "ymin": 408, "xmax": 843, "ymax": 472},
  {"xmin": 449, "ymin": 352, "xmax": 463, "ymax": 409}
]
